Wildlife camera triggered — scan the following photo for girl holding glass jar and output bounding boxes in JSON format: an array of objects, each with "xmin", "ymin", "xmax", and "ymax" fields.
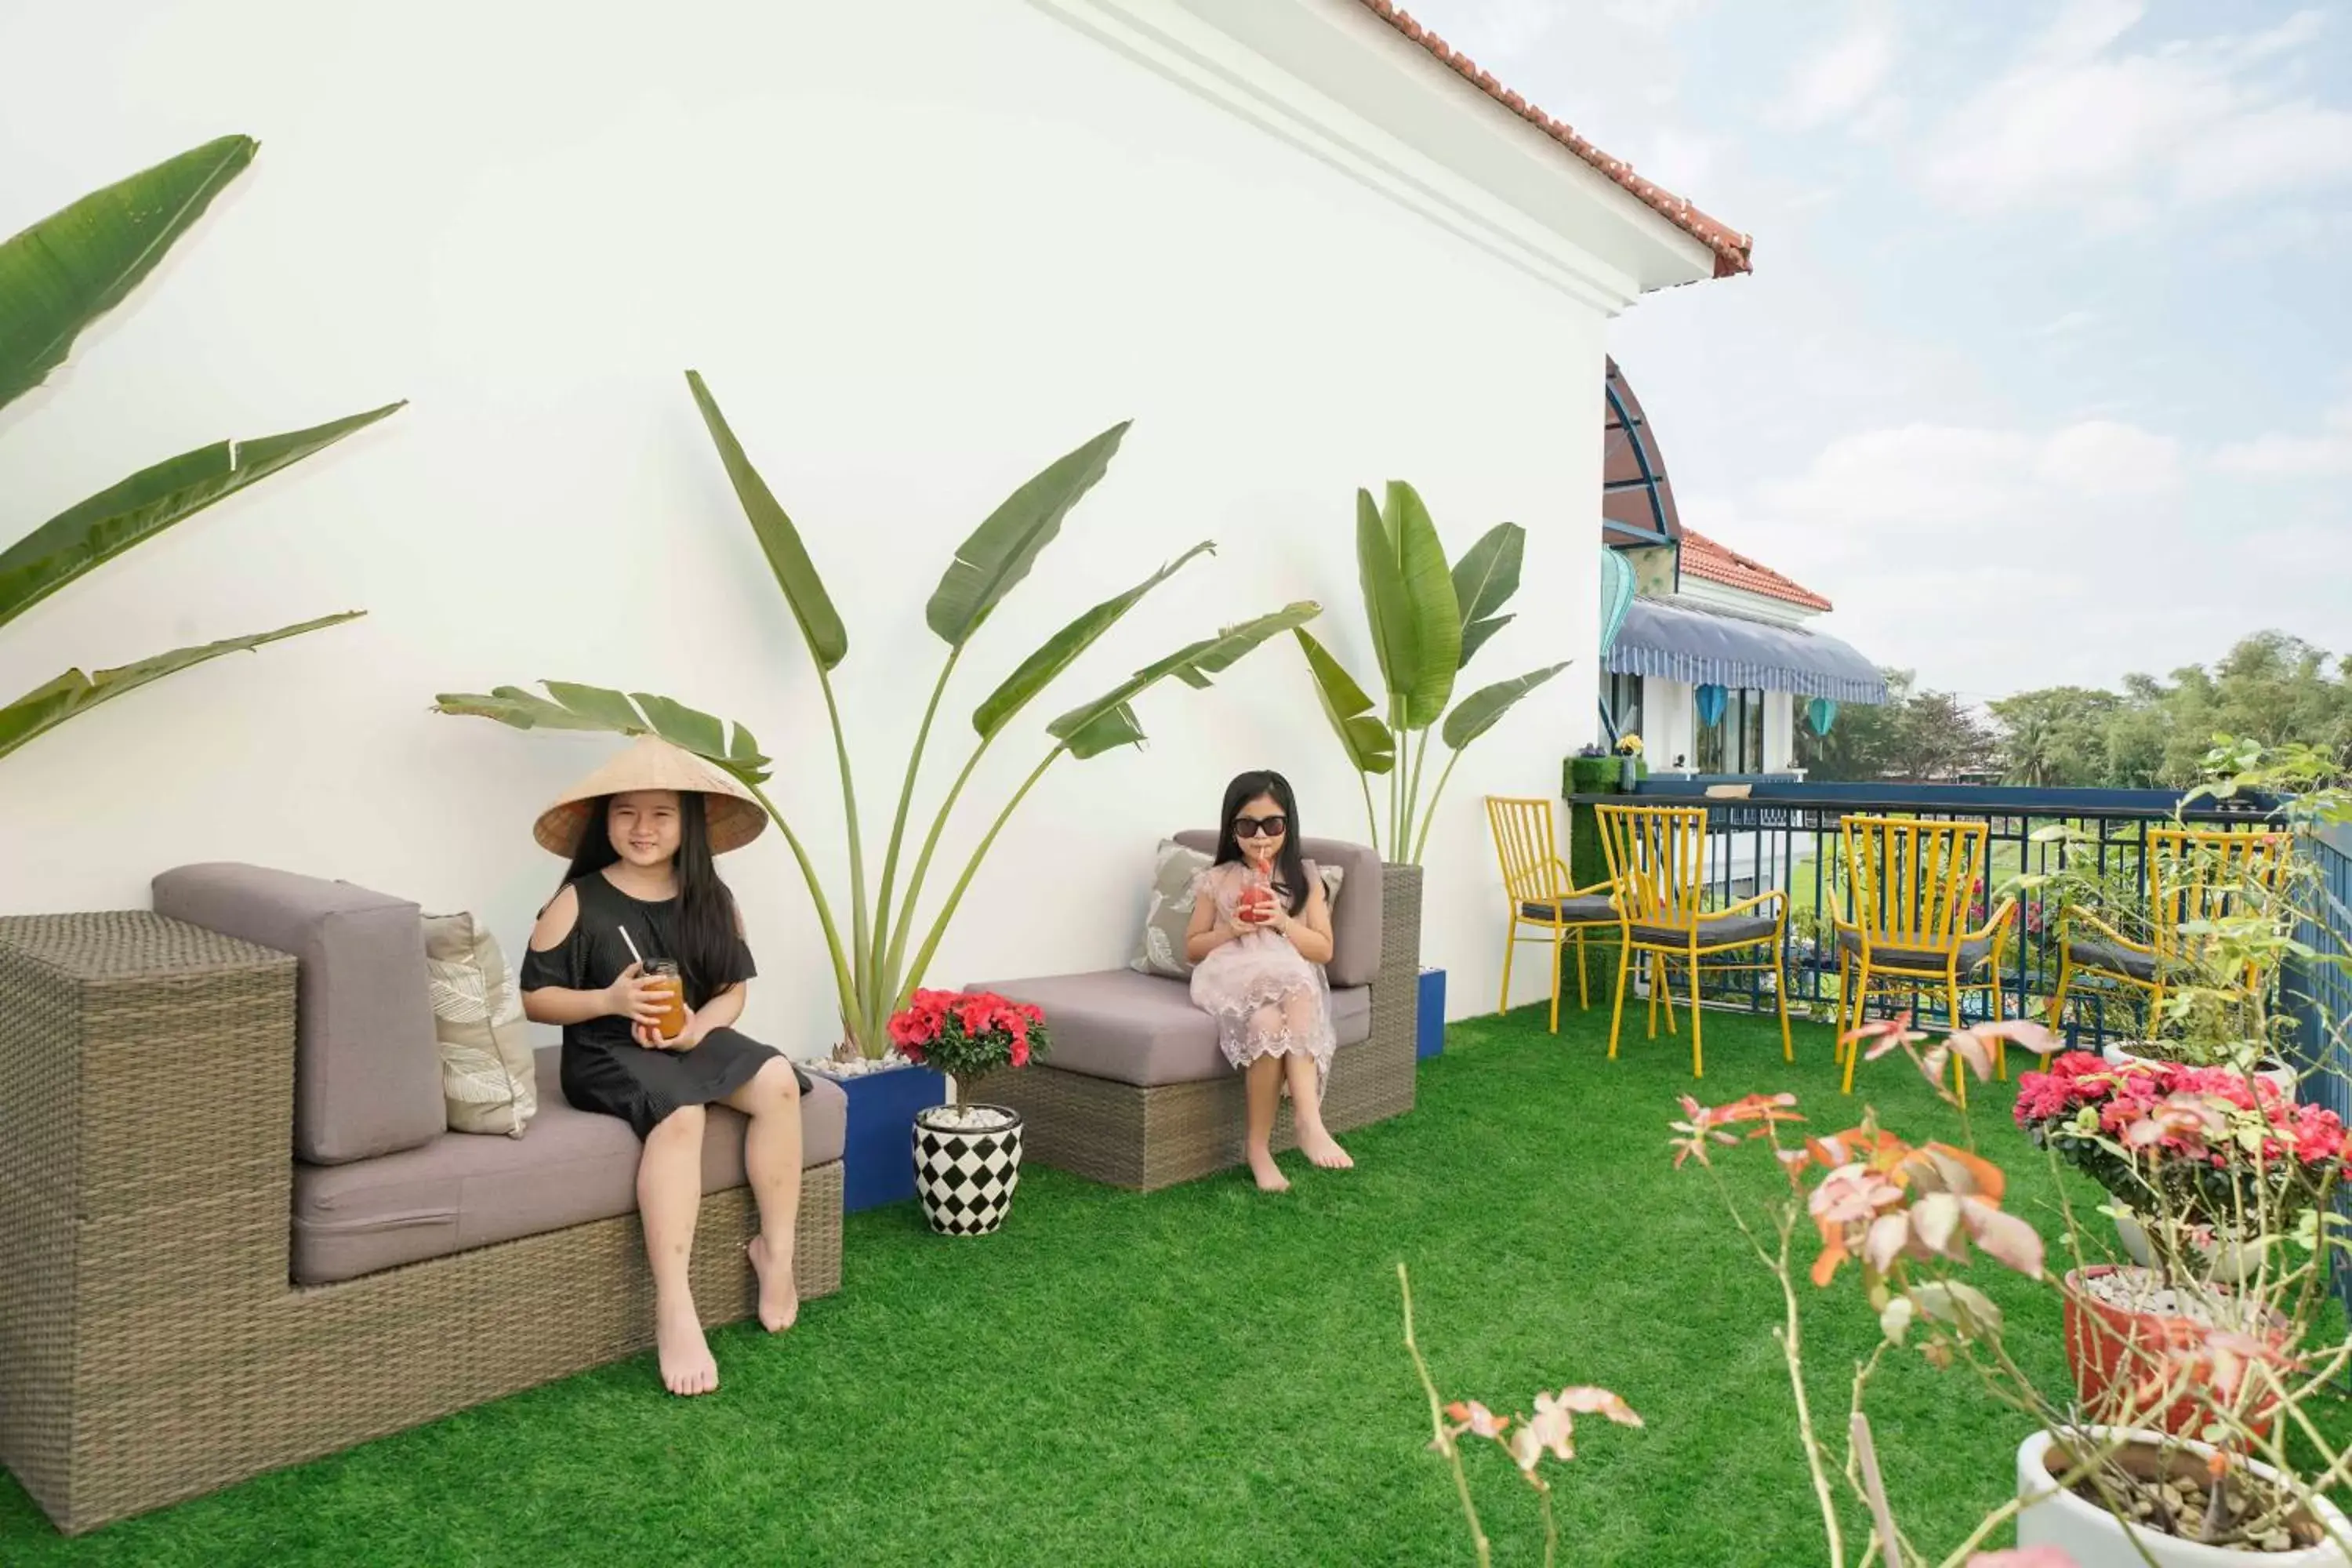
[
  {"xmin": 1183, "ymin": 769, "xmax": 1345, "ymax": 1192},
  {"xmin": 519, "ymin": 738, "xmax": 811, "ymax": 1396}
]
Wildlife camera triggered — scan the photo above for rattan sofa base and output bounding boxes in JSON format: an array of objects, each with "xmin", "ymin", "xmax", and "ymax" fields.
[
  {"xmin": 0, "ymin": 913, "xmax": 844, "ymax": 1537},
  {"xmin": 989, "ymin": 863, "xmax": 1424, "ymax": 1192}
]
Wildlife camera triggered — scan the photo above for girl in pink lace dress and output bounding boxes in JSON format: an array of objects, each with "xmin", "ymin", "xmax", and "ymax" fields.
[{"xmin": 1184, "ymin": 770, "xmax": 1348, "ymax": 1192}]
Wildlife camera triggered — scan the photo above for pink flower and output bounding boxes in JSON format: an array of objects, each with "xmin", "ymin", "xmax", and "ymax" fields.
[{"xmin": 1968, "ymin": 1550, "xmax": 2075, "ymax": 1567}]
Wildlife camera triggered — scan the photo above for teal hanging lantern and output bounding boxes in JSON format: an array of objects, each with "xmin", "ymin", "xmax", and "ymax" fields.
[
  {"xmin": 1599, "ymin": 547, "xmax": 1635, "ymax": 656},
  {"xmin": 1695, "ymin": 683, "xmax": 1728, "ymax": 728},
  {"xmin": 1807, "ymin": 697, "xmax": 1838, "ymax": 736}
]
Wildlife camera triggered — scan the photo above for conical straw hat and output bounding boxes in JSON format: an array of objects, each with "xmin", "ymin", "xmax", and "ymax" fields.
[{"xmin": 532, "ymin": 735, "xmax": 768, "ymax": 857}]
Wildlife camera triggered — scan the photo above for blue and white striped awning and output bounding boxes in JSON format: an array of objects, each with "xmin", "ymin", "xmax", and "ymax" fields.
[{"xmin": 1606, "ymin": 595, "xmax": 1888, "ymax": 706}]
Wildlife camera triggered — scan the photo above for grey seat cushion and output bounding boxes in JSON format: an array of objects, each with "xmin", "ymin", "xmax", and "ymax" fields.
[
  {"xmin": 1520, "ymin": 896, "xmax": 1617, "ymax": 924},
  {"xmin": 1172, "ymin": 830, "xmax": 1383, "ymax": 988},
  {"xmin": 155, "ymin": 862, "xmax": 444, "ymax": 1163},
  {"xmin": 1628, "ymin": 913, "xmax": 1777, "ymax": 948},
  {"xmin": 291, "ymin": 1046, "xmax": 846, "ymax": 1286},
  {"xmin": 980, "ymin": 969, "xmax": 1371, "ymax": 1087},
  {"xmin": 1836, "ymin": 927, "xmax": 1994, "ymax": 971},
  {"xmin": 2068, "ymin": 938, "xmax": 2158, "ymax": 981}
]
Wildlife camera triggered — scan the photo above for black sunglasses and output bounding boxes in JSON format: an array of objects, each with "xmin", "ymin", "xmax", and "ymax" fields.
[{"xmin": 1232, "ymin": 815, "xmax": 1288, "ymax": 839}]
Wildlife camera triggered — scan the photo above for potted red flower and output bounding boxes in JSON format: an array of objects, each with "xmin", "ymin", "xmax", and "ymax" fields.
[{"xmin": 888, "ymin": 989, "xmax": 1049, "ymax": 1236}]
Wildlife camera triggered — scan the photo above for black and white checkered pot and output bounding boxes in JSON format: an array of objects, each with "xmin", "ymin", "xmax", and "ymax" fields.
[{"xmin": 912, "ymin": 1104, "xmax": 1025, "ymax": 1236}]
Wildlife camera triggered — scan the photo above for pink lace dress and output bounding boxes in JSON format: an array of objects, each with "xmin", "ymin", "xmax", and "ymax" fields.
[{"xmin": 1188, "ymin": 860, "xmax": 1336, "ymax": 1099}]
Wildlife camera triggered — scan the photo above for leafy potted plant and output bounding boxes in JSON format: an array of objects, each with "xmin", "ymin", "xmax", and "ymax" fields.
[
  {"xmin": 439, "ymin": 381, "xmax": 1315, "ymax": 1209},
  {"xmin": 890, "ymin": 989, "xmax": 1048, "ymax": 1236}
]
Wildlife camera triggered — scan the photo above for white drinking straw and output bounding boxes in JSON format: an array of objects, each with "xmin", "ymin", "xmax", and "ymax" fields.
[{"xmin": 616, "ymin": 925, "xmax": 647, "ymax": 968}]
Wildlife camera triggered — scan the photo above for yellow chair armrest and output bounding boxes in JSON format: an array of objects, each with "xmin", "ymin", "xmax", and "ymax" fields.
[
  {"xmin": 1965, "ymin": 898, "xmax": 2019, "ymax": 945},
  {"xmin": 2066, "ymin": 909, "xmax": 2149, "ymax": 954},
  {"xmin": 1719, "ymin": 888, "xmax": 1787, "ymax": 921}
]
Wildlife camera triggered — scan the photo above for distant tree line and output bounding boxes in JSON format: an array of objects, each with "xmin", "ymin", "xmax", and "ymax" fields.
[{"xmin": 1793, "ymin": 632, "xmax": 2352, "ymax": 788}]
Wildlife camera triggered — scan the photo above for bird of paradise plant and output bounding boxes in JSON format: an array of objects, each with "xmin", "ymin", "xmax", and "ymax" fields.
[
  {"xmin": 1, "ymin": 135, "xmax": 401, "ymax": 764},
  {"xmin": 438, "ymin": 377, "xmax": 1316, "ymax": 1058}
]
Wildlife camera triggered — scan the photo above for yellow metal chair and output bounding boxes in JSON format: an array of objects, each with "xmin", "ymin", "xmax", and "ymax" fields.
[
  {"xmin": 1831, "ymin": 816, "xmax": 2018, "ymax": 1105},
  {"xmin": 1594, "ymin": 803, "xmax": 1791, "ymax": 1078},
  {"xmin": 1485, "ymin": 796, "xmax": 1619, "ymax": 1033},
  {"xmin": 2047, "ymin": 827, "xmax": 2293, "ymax": 1038}
]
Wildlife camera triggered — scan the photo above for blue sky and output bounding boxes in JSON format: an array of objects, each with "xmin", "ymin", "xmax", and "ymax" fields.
[{"xmin": 1406, "ymin": 0, "xmax": 2352, "ymax": 702}]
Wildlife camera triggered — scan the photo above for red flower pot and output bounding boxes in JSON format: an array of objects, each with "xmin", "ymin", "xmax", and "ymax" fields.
[{"xmin": 2062, "ymin": 1265, "xmax": 2288, "ymax": 1439}]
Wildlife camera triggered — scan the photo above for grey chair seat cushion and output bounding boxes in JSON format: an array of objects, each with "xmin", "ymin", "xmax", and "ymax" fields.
[
  {"xmin": 1519, "ymin": 896, "xmax": 1617, "ymax": 924},
  {"xmin": 1628, "ymin": 913, "xmax": 1777, "ymax": 948},
  {"xmin": 2068, "ymin": 938, "xmax": 2158, "ymax": 982},
  {"xmin": 291, "ymin": 1046, "xmax": 846, "ymax": 1286},
  {"xmin": 979, "ymin": 969, "xmax": 1371, "ymax": 1087},
  {"xmin": 1837, "ymin": 927, "xmax": 1994, "ymax": 971}
]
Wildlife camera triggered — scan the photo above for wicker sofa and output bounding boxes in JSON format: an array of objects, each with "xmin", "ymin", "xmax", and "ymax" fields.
[
  {"xmin": 0, "ymin": 863, "xmax": 848, "ymax": 1536},
  {"xmin": 975, "ymin": 833, "xmax": 1420, "ymax": 1190}
]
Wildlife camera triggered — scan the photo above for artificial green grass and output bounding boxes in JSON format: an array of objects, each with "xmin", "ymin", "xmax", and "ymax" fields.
[{"xmin": 2, "ymin": 1006, "xmax": 2344, "ymax": 1566}]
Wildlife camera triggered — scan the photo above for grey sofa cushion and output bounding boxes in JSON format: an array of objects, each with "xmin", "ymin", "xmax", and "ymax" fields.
[
  {"xmin": 1836, "ymin": 927, "xmax": 1995, "ymax": 971},
  {"xmin": 2068, "ymin": 938, "xmax": 2158, "ymax": 981},
  {"xmin": 1172, "ymin": 830, "xmax": 1383, "ymax": 988},
  {"xmin": 291, "ymin": 1047, "xmax": 846, "ymax": 1285},
  {"xmin": 980, "ymin": 969, "xmax": 1371, "ymax": 1087},
  {"xmin": 1628, "ymin": 913, "xmax": 1778, "ymax": 948},
  {"xmin": 154, "ymin": 862, "xmax": 445, "ymax": 1164}
]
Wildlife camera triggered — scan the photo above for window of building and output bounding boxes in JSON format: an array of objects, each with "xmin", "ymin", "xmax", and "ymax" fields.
[
  {"xmin": 1605, "ymin": 670, "xmax": 1644, "ymax": 742},
  {"xmin": 1693, "ymin": 687, "xmax": 1769, "ymax": 774}
]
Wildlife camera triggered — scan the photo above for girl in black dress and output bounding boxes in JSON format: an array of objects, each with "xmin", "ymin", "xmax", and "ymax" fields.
[{"xmin": 518, "ymin": 738, "xmax": 811, "ymax": 1396}]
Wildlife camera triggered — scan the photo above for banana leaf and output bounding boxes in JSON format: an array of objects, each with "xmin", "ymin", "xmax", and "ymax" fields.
[
  {"xmin": 1294, "ymin": 626, "xmax": 1394, "ymax": 774},
  {"xmin": 1450, "ymin": 522, "xmax": 1523, "ymax": 669},
  {"xmin": 0, "ymin": 402, "xmax": 405, "ymax": 633},
  {"xmin": 1357, "ymin": 482, "xmax": 1459, "ymax": 728},
  {"xmin": 0, "ymin": 135, "xmax": 256, "ymax": 415},
  {"xmin": 1047, "ymin": 601, "xmax": 1321, "ymax": 759},
  {"xmin": 970, "ymin": 542, "xmax": 1211, "ymax": 739},
  {"xmin": 927, "ymin": 421, "xmax": 1131, "ymax": 646},
  {"xmin": 432, "ymin": 681, "xmax": 770, "ymax": 782},
  {"xmin": 684, "ymin": 371, "xmax": 847, "ymax": 671},
  {"xmin": 0, "ymin": 611, "xmax": 358, "ymax": 762},
  {"xmin": 1439, "ymin": 661, "xmax": 1571, "ymax": 750}
]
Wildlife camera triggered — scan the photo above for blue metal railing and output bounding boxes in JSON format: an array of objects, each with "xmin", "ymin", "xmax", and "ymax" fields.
[{"xmin": 1562, "ymin": 779, "xmax": 2277, "ymax": 1047}]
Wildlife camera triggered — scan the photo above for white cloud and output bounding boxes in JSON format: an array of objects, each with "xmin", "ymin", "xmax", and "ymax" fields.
[
  {"xmin": 2213, "ymin": 402, "xmax": 2352, "ymax": 478},
  {"xmin": 1918, "ymin": 1, "xmax": 2352, "ymax": 216},
  {"xmin": 1773, "ymin": 9, "xmax": 1898, "ymax": 131}
]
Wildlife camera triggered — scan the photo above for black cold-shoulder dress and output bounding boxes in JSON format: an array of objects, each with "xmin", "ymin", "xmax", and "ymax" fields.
[{"xmin": 517, "ymin": 870, "xmax": 810, "ymax": 1139}]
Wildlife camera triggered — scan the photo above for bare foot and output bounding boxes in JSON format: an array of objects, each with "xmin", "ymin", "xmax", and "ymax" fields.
[
  {"xmin": 1297, "ymin": 1124, "xmax": 1354, "ymax": 1171},
  {"xmin": 655, "ymin": 1295, "xmax": 718, "ymax": 1396},
  {"xmin": 1247, "ymin": 1148, "xmax": 1291, "ymax": 1193},
  {"xmin": 746, "ymin": 1235, "xmax": 799, "ymax": 1332}
]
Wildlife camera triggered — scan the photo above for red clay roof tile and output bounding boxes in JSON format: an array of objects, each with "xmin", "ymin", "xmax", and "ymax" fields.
[
  {"xmin": 1679, "ymin": 530, "xmax": 1832, "ymax": 612},
  {"xmin": 1352, "ymin": 1, "xmax": 1753, "ymax": 278}
]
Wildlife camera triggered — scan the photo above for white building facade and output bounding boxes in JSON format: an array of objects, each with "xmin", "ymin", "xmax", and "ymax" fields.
[{"xmin": 0, "ymin": 0, "xmax": 1748, "ymax": 1031}]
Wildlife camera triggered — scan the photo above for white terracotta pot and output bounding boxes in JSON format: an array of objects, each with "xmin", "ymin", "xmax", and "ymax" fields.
[
  {"xmin": 2102, "ymin": 1042, "xmax": 2296, "ymax": 1102},
  {"xmin": 2111, "ymin": 1211, "xmax": 2268, "ymax": 1286},
  {"xmin": 2016, "ymin": 1428, "xmax": 2352, "ymax": 1566}
]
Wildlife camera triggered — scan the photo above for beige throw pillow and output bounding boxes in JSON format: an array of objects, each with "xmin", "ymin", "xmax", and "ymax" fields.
[
  {"xmin": 423, "ymin": 912, "xmax": 539, "ymax": 1137},
  {"xmin": 1129, "ymin": 840, "xmax": 1344, "ymax": 980}
]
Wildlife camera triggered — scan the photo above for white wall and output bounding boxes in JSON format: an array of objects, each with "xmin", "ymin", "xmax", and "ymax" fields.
[{"xmin": 0, "ymin": 0, "xmax": 1639, "ymax": 1042}]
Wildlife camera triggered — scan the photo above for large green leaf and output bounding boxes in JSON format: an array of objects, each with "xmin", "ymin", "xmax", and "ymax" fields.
[
  {"xmin": 927, "ymin": 421, "xmax": 1131, "ymax": 647},
  {"xmin": 1294, "ymin": 627, "xmax": 1395, "ymax": 775},
  {"xmin": 1047, "ymin": 601, "xmax": 1321, "ymax": 760},
  {"xmin": 1450, "ymin": 522, "xmax": 1523, "ymax": 669},
  {"xmin": 970, "ymin": 541, "xmax": 1211, "ymax": 739},
  {"xmin": 0, "ymin": 611, "xmax": 358, "ymax": 762},
  {"xmin": 1439, "ymin": 661, "xmax": 1571, "ymax": 750},
  {"xmin": 0, "ymin": 135, "xmax": 256, "ymax": 416},
  {"xmin": 1357, "ymin": 481, "xmax": 1460, "ymax": 729},
  {"xmin": 0, "ymin": 402, "xmax": 405, "ymax": 632},
  {"xmin": 684, "ymin": 371, "xmax": 847, "ymax": 671},
  {"xmin": 433, "ymin": 680, "xmax": 771, "ymax": 782}
]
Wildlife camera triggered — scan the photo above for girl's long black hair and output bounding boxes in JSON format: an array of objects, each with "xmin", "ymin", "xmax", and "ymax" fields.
[
  {"xmin": 560, "ymin": 792, "xmax": 741, "ymax": 1007},
  {"xmin": 1214, "ymin": 769, "xmax": 1308, "ymax": 916}
]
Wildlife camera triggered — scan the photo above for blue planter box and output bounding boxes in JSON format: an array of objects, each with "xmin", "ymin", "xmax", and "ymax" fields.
[
  {"xmin": 813, "ymin": 1061, "xmax": 949, "ymax": 1213},
  {"xmin": 1417, "ymin": 967, "xmax": 1446, "ymax": 1059}
]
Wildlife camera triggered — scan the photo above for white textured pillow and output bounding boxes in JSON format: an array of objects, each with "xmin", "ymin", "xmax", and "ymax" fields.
[
  {"xmin": 423, "ymin": 912, "xmax": 539, "ymax": 1137},
  {"xmin": 1129, "ymin": 840, "xmax": 1343, "ymax": 980}
]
